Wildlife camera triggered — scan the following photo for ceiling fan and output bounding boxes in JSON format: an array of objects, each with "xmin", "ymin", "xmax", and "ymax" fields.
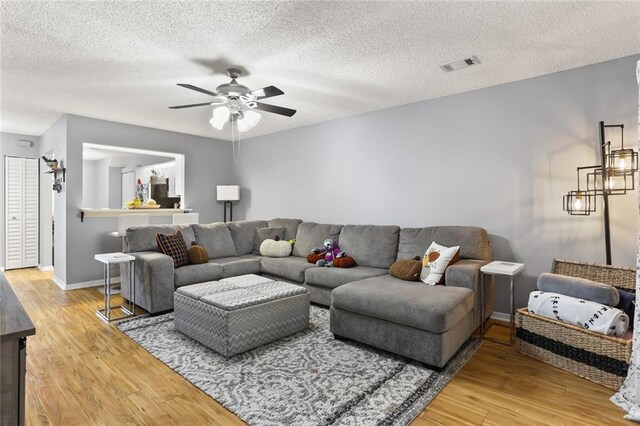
[{"xmin": 169, "ymin": 68, "xmax": 296, "ymax": 133}]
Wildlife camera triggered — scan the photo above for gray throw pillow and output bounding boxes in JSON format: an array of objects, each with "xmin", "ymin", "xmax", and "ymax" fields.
[
  {"xmin": 537, "ymin": 272, "xmax": 620, "ymax": 306},
  {"xmin": 254, "ymin": 227, "xmax": 286, "ymax": 254},
  {"xmin": 268, "ymin": 218, "xmax": 303, "ymax": 241},
  {"xmin": 192, "ymin": 223, "xmax": 238, "ymax": 259}
]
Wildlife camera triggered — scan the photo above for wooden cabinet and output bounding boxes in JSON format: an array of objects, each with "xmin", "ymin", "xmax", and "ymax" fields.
[{"xmin": 0, "ymin": 273, "xmax": 35, "ymax": 426}]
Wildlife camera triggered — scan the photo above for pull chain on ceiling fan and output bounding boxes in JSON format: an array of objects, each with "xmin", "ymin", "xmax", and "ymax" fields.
[{"xmin": 169, "ymin": 68, "xmax": 296, "ymax": 162}]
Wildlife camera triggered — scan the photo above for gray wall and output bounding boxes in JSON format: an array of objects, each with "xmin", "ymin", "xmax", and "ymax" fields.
[
  {"xmin": 39, "ymin": 116, "xmax": 67, "ymax": 280},
  {"xmin": 108, "ymin": 167, "xmax": 122, "ymax": 208},
  {"xmin": 82, "ymin": 158, "xmax": 113, "ymax": 208},
  {"xmin": 233, "ymin": 55, "xmax": 640, "ymax": 315},
  {"xmin": 61, "ymin": 114, "xmax": 232, "ymax": 285},
  {"xmin": 0, "ymin": 132, "xmax": 40, "ymax": 269},
  {"xmin": 94, "ymin": 158, "xmax": 110, "ymax": 208},
  {"xmin": 81, "ymin": 160, "xmax": 99, "ymax": 208}
]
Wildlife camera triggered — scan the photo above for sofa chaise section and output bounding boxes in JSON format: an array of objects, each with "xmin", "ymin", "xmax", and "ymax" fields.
[
  {"xmin": 396, "ymin": 226, "xmax": 494, "ymax": 327},
  {"xmin": 330, "ymin": 276, "xmax": 475, "ymax": 368},
  {"xmin": 329, "ymin": 225, "xmax": 492, "ymax": 367}
]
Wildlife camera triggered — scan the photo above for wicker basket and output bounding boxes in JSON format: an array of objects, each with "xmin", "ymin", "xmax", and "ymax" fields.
[{"xmin": 515, "ymin": 259, "xmax": 635, "ymax": 390}]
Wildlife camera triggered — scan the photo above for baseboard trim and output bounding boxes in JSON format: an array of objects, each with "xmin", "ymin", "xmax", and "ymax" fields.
[
  {"xmin": 52, "ymin": 275, "xmax": 65, "ymax": 290},
  {"xmin": 53, "ymin": 276, "xmax": 121, "ymax": 291},
  {"xmin": 490, "ymin": 311, "xmax": 511, "ymax": 322},
  {"xmin": 38, "ymin": 264, "xmax": 54, "ymax": 272}
]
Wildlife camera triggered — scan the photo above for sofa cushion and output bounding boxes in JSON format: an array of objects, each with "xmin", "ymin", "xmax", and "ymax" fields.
[
  {"xmin": 260, "ymin": 256, "xmax": 316, "ymax": 283},
  {"xmin": 226, "ymin": 220, "xmax": 268, "ymax": 256},
  {"xmin": 331, "ymin": 275, "xmax": 474, "ymax": 333},
  {"xmin": 292, "ymin": 222, "xmax": 343, "ymax": 258},
  {"xmin": 338, "ymin": 225, "xmax": 400, "ymax": 269},
  {"xmin": 125, "ymin": 224, "xmax": 194, "ymax": 253},
  {"xmin": 254, "ymin": 227, "xmax": 286, "ymax": 254},
  {"xmin": 174, "ymin": 263, "xmax": 223, "ymax": 288},
  {"xmin": 208, "ymin": 256, "xmax": 262, "ymax": 278},
  {"xmin": 305, "ymin": 266, "xmax": 388, "ymax": 290},
  {"xmin": 268, "ymin": 218, "xmax": 303, "ymax": 241},
  {"xmin": 193, "ymin": 223, "xmax": 238, "ymax": 259},
  {"xmin": 398, "ymin": 226, "xmax": 491, "ymax": 261},
  {"xmin": 175, "ymin": 224, "xmax": 196, "ymax": 246}
]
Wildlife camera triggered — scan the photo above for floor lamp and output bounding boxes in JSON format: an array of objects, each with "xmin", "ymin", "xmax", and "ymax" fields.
[
  {"xmin": 216, "ymin": 185, "xmax": 240, "ymax": 223},
  {"xmin": 563, "ymin": 121, "xmax": 638, "ymax": 265}
]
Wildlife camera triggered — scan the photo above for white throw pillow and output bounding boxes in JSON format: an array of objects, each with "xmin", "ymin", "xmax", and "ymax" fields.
[
  {"xmin": 260, "ymin": 239, "xmax": 292, "ymax": 258},
  {"xmin": 420, "ymin": 242, "xmax": 460, "ymax": 285}
]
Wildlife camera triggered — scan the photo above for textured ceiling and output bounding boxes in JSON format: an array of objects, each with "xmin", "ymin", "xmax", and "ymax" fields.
[{"xmin": 1, "ymin": 1, "xmax": 639, "ymax": 140}]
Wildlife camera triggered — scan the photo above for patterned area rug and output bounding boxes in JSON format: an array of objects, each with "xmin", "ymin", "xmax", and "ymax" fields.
[{"xmin": 117, "ymin": 306, "xmax": 480, "ymax": 425}]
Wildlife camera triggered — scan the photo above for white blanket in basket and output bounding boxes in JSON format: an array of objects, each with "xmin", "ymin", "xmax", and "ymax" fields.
[{"xmin": 528, "ymin": 291, "xmax": 629, "ymax": 337}]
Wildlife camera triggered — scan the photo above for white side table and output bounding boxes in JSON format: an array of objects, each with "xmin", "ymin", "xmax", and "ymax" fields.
[
  {"xmin": 94, "ymin": 252, "xmax": 136, "ymax": 322},
  {"xmin": 480, "ymin": 261, "xmax": 525, "ymax": 345}
]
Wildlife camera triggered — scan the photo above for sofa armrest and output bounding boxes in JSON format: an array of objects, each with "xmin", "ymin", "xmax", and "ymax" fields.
[
  {"xmin": 445, "ymin": 259, "xmax": 494, "ymax": 329},
  {"xmin": 121, "ymin": 251, "xmax": 175, "ymax": 314}
]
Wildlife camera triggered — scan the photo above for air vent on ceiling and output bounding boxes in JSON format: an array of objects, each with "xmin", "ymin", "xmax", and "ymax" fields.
[{"xmin": 440, "ymin": 55, "xmax": 480, "ymax": 72}]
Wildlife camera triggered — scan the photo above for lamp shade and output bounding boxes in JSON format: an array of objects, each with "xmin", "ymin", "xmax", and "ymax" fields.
[{"xmin": 216, "ymin": 185, "xmax": 240, "ymax": 201}]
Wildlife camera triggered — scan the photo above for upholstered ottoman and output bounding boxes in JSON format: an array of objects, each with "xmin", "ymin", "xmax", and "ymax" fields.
[{"xmin": 174, "ymin": 274, "xmax": 310, "ymax": 357}]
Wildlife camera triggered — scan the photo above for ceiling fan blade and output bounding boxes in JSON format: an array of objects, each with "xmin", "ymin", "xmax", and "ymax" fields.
[
  {"xmin": 168, "ymin": 102, "xmax": 214, "ymax": 109},
  {"xmin": 253, "ymin": 102, "xmax": 297, "ymax": 117},
  {"xmin": 250, "ymin": 85, "xmax": 284, "ymax": 100},
  {"xmin": 176, "ymin": 83, "xmax": 218, "ymax": 97}
]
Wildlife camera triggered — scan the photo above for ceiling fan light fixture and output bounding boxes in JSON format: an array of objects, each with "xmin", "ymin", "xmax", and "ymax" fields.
[
  {"xmin": 210, "ymin": 106, "xmax": 230, "ymax": 130},
  {"xmin": 237, "ymin": 110, "xmax": 261, "ymax": 133}
]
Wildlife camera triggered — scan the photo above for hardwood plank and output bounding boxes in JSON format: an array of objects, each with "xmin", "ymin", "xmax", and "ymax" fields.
[
  {"xmin": 0, "ymin": 271, "xmax": 35, "ymax": 340},
  {"xmin": 3, "ymin": 268, "xmax": 634, "ymax": 425}
]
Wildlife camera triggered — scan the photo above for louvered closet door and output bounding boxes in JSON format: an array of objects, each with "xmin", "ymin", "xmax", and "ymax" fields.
[
  {"xmin": 5, "ymin": 157, "xmax": 24, "ymax": 269},
  {"xmin": 23, "ymin": 158, "xmax": 39, "ymax": 267},
  {"xmin": 4, "ymin": 157, "xmax": 39, "ymax": 269}
]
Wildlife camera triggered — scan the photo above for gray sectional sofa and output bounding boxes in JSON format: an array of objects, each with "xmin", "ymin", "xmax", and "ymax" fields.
[{"xmin": 121, "ymin": 218, "xmax": 494, "ymax": 367}]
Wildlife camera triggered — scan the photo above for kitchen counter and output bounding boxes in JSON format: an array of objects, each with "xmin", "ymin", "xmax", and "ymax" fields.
[{"xmin": 80, "ymin": 208, "xmax": 192, "ymax": 222}]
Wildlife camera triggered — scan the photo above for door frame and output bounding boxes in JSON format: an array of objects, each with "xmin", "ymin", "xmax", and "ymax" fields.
[{"xmin": 4, "ymin": 155, "xmax": 40, "ymax": 270}]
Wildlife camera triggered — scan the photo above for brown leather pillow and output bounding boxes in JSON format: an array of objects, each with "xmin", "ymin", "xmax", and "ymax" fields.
[
  {"xmin": 333, "ymin": 256, "xmax": 355, "ymax": 268},
  {"xmin": 389, "ymin": 256, "xmax": 422, "ymax": 281},
  {"xmin": 188, "ymin": 242, "xmax": 209, "ymax": 264}
]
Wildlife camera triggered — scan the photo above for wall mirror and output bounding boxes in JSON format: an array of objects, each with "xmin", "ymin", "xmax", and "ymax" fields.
[{"xmin": 81, "ymin": 143, "xmax": 185, "ymax": 209}]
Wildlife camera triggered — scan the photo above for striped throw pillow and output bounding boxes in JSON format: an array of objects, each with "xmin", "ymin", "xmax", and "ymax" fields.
[{"xmin": 156, "ymin": 231, "xmax": 189, "ymax": 268}]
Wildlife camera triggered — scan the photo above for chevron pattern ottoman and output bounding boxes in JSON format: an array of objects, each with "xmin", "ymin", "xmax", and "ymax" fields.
[{"xmin": 174, "ymin": 274, "xmax": 310, "ymax": 357}]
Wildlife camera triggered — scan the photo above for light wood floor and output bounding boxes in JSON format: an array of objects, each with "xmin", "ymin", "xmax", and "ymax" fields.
[{"xmin": 4, "ymin": 268, "xmax": 632, "ymax": 425}]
